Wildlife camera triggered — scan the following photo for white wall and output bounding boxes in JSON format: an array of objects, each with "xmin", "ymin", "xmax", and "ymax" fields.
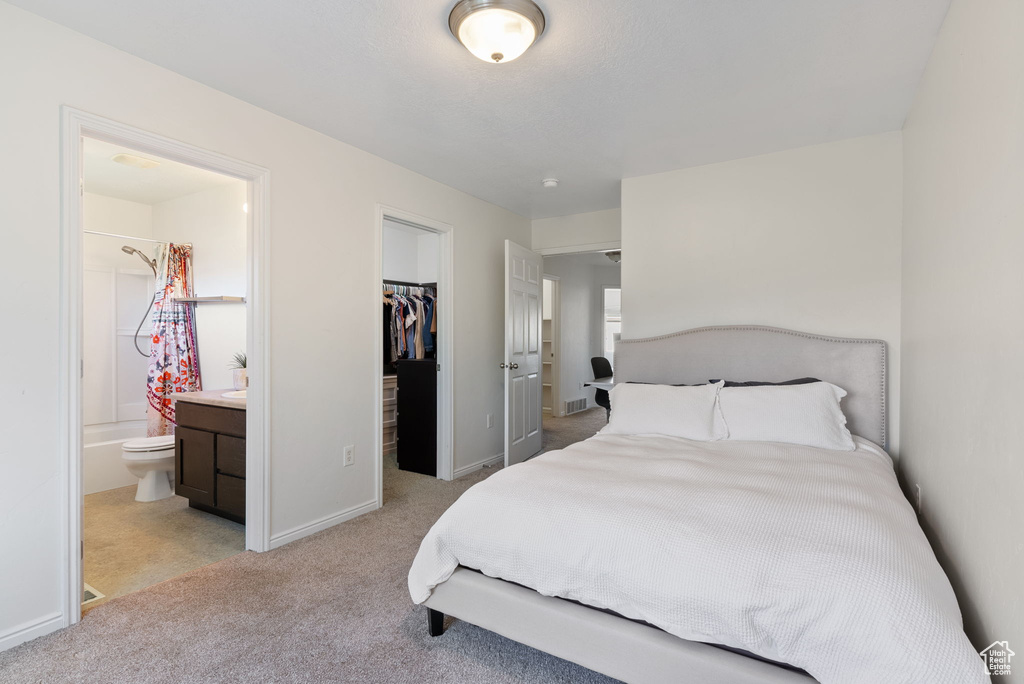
[
  {"xmin": 417, "ymin": 232, "xmax": 439, "ymax": 284},
  {"xmin": 152, "ymin": 182, "xmax": 248, "ymax": 391},
  {"xmin": 0, "ymin": 2, "xmax": 528, "ymax": 649},
  {"xmin": 83, "ymin": 192, "xmax": 154, "ymax": 258},
  {"xmin": 901, "ymin": 0, "xmax": 1024, "ymax": 655},
  {"xmin": 532, "ymin": 208, "xmax": 621, "ymax": 254},
  {"xmin": 382, "ymin": 220, "xmax": 420, "ymax": 282},
  {"xmin": 542, "ymin": 255, "xmax": 620, "ymax": 412},
  {"xmin": 621, "ymin": 133, "xmax": 903, "ymax": 454},
  {"xmin": 382, "ymin": 220, "xmax": 439, "ymax": 284}
]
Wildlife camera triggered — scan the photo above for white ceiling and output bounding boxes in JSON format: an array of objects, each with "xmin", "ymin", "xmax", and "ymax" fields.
[
  {"xmin": 21, "ymin": 0, "xmax": 951, "ymax": 218},
  {"xmin": 84, "ymin": 137, "xmax": 239, "ymax": 205}
]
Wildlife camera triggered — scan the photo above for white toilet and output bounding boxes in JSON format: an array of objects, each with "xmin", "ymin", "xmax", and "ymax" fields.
[{"xmin": 121, "ymin": 435, "xmax": 176, "ymax": 502}]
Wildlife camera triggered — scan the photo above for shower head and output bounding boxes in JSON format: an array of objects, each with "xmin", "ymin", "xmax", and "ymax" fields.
[{"xmin": 121, "ymin": 245, "xmax": 158, "ymax": 275}]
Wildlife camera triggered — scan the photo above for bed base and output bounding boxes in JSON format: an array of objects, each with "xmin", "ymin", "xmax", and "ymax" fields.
[{"xmin": 423, "ymin": 567, "xmax": 816, "ymax": 684}]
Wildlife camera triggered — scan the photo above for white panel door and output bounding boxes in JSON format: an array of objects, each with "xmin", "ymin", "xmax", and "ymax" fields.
[{"xmin": 504, "ymin": 240, "xmax": 543, "ymax": 466}]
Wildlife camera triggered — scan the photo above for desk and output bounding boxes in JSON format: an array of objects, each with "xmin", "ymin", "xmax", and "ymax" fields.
[{"xmin": 584, "ymin": 376, "xmax": 614, "ymax": 392}]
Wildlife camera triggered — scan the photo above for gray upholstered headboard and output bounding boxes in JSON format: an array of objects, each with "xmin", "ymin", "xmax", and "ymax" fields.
[{"xmin": 614, "ymin": 326, "xmax": 887, "ymax": 448}]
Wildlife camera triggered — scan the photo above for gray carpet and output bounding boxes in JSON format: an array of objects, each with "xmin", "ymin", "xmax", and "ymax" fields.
[
  {"xmin": 541, "ymin": 407, "xmax": 607, "ymax": 454},
  {"xmin": 0, "ymin": 412, "xmax": 617, "ymax": 684}
]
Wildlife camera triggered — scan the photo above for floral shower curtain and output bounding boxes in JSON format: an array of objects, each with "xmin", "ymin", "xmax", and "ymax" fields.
[{"xmin": 146, "ymin": 243, "xmax": 202, "ymax": 436}]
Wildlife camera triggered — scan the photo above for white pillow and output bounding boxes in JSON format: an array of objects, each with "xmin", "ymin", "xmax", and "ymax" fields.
[
  {"xmin": 599, "ymin": 381, "xmax": 727, "ymax": 441},
  {"xmin": 717, "ymin": 382, "xmax": 856, "ymax": 450}
]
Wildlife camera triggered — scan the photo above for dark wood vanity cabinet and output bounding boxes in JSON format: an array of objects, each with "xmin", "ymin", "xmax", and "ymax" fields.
[{"xmin": 175, "ymin": 401, "xmax": 246, "ymax": 523}]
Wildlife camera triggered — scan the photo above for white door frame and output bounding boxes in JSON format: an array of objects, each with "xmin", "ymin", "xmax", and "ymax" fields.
[
  {"xmin": 374, "ymin": 205, "xmax": 454, "ymax": 507},
  {"xmin": 542, "ymin": 275, "xmax": 562, "ymax": 417},
  {"xmin": 59, "ymin": 108, "xmax": 272, "ymax": 629}
]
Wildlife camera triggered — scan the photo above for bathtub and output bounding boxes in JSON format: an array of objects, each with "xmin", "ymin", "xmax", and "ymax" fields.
[{"xmin": 83, "ymin": 421, "xmax": 151, "ymax": 495}]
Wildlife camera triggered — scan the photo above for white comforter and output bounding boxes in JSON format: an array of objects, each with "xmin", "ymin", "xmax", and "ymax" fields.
[{"xmin": 408, "ymin": 435, "xmax": 987, "ymax": 684}]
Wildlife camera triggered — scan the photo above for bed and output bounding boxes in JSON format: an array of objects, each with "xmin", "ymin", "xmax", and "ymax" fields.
[{"xmin": 408, "ymin": 326, "xmax": 985, "ymax": 684}]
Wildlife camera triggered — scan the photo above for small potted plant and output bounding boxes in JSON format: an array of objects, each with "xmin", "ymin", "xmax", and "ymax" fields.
[{"xmin": 229, "ymin": 352, "xmax": 247, "ymax": 390}]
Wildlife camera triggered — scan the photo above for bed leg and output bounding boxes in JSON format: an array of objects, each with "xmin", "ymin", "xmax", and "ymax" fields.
[{"xmin": 427, "ymin": 608, "xmax": 445, "ymax": 637}]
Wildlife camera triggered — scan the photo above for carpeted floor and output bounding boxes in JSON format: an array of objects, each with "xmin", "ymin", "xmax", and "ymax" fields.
[
  {"xmin": 0, "ymin": 411, "xmax": 617, "ymax": 684},
  {"xmin": 83, "ymin": 485, "xmax": 244, "ymax": 611},
  {"xmin": 541, "ymin": 407, "xmax": 607, "ymax": 454}
]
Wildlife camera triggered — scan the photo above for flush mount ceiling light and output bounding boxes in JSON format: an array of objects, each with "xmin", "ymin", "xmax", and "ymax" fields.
[
  {"xmin": 111, "ymin": 153, "xmax": 160, "ymax": 170},
  {"xmin": 449, "ymin": 0, "xmax": 546, "ymax": 64}
]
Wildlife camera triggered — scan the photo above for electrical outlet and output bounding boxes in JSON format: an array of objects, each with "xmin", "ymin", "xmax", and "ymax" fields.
[
  {"xmin": 343, "ymin": 445, "xmax": 354, "ymax": 467},
  {"xmin": 486, "ymin": 413, "xmax": 494, "ymax": 429},
  {"xmin": 914, "ymin": 484, "xmax": 922, "ymax": 513}
]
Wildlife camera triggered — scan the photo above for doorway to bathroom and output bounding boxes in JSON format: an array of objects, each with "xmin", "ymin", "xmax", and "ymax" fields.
[
  {"xmin": 60, "ymin": 109, "xmax": 270, "ymax": 626},
  {"xmin": 376, "ymin": 206, "xmax": 454, "ymax": 507}
]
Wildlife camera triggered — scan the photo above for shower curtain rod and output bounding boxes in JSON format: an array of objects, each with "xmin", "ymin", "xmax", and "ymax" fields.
[{"xmin": 84, "ymin": 230, "xmax": 191, "ymax": 246}]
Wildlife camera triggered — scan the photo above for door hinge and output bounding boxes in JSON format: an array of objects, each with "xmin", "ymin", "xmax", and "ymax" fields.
[
  {"xmin": 81, "ymin": 359, "xmax": 84, "ymax": 378},
  {"xmin": 437, "ymin": 364, "xmax": 440, "ymax": 371}
]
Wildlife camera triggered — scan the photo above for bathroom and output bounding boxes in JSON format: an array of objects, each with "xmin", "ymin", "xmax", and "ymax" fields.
[{"xmin": 81, "ymin": 137, "xmax": 249, "ymax": 609}]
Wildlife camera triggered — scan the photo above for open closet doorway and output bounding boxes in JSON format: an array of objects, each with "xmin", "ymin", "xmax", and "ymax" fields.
[
  {"xmin": 60, "ymin": 109, "xmax": 269, "ymax": 627},
  {"xmin": 375, "ymin": 206, "xmax": 454, "ymax": 508}
]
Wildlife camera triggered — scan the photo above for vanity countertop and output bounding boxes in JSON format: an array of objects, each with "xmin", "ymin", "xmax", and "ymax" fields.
[{"xmin": 173, "ymin": 389, "xmax": 246, "ymax": 410}]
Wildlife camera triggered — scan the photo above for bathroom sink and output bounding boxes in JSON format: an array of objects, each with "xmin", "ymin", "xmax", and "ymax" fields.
[{"xmin": 222, "ymin": 390, "xmax": 247, "ymax": 399}]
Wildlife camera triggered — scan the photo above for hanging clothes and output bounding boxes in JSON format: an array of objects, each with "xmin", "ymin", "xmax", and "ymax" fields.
[
  {"xmin": 422, "ymin": 297, "xmax": 434, "ymax": 353},
  {"xmin": 147, "ymin": 243, "xmax": 202, "ymax": 436},
  {"xmin": 383, "ymin": 298, "xmax": 394, "ymax": 363},
  {"xmin": 383, "ymin": 282, "xmax": 436, "ymax": 364}
]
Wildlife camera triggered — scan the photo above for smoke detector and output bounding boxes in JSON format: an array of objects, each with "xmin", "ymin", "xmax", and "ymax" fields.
[
  {"xmin": 605, "ymin": 250, "xmax": 621, "ymax": 263},
  {"xmin": 541, "ymin": 178, "xmax": 559, "ymax": 189}
]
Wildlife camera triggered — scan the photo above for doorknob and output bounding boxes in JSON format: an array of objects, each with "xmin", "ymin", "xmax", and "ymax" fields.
[
  {"xmin": 499, "ymin": 363, "xmax": 507, "ymax": 369},
  {"xmin": 510, "ymin": 363, "xmax": 519, "ymax": 369}
]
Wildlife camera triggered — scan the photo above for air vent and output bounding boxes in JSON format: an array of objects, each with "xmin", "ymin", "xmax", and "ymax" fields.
[
  {"xmin": 82, "ymin": 583, "xmax": 105, "ymax": 605},
  {"xmin": 565, "ymin": 398, "xmax": 588, "ymax": 415}
]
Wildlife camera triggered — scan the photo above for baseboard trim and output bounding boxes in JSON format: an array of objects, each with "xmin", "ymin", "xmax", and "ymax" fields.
[
  {"xmin": 453, "ymin": 452, "xmax": 504, "ymax": 479},
  {"xmin": 0, "ymin": 611, "xmax": 64, "ymax": 652},
  {"xmin": 269, "ymin": 499, "xmax": 378, "ymax": 550}
]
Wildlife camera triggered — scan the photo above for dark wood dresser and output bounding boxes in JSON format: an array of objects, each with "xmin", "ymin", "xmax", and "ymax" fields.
[{"xmin": 175, "ymin": 400, "xmax": 246, "ymax": 523}]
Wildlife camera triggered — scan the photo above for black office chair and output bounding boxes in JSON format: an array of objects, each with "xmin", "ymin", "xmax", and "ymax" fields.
[{"xmin": 591, "ymin": 356, "xmax": 613, "ymax": 421}]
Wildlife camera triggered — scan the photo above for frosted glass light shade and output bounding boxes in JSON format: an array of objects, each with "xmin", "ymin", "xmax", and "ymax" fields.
[{"xmin": 449, "ymin": 0, "xmax": 546, "ymax": 64}]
